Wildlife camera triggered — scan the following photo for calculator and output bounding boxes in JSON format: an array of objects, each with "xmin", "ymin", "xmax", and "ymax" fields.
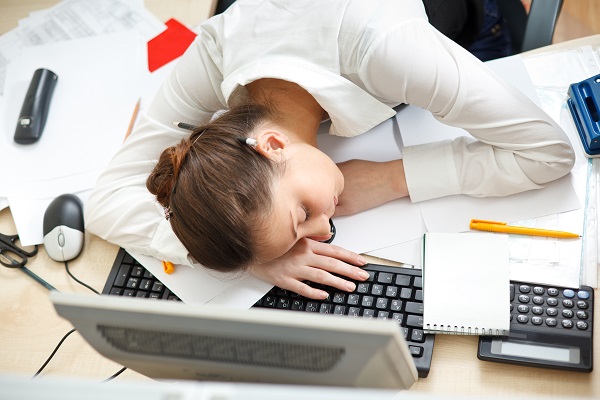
[{"xmin": 478, "ymin": 281, "xmax": 594, "ymax": 372}]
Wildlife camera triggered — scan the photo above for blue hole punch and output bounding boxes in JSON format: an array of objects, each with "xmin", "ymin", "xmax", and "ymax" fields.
[{"xmin": 567, "ymin": 74, "xmax": 600, "ymax": 157}]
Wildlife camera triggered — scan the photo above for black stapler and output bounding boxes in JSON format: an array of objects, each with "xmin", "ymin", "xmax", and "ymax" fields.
[
  {"xmin": 14, "ymin": 68, "xmax": 58, "ymax": 145},
  {"xmin": 567, "ymin": 73, "xmax": 600, "ymax": 157}
]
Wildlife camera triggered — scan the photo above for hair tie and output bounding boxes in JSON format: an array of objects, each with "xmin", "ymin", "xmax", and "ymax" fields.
[{"xmin": 164, "ymin": 205, "xmax": 173, "ymax": 221}]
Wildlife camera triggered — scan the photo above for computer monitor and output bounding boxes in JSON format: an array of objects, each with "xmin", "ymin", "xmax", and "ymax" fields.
[{"xmin": 50, "ymin": 292, "xmax": 418, "ymax": 390}]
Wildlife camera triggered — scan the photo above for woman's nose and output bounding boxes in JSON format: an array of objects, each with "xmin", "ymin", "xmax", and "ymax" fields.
[{"xmin": 305, "ymin": 214, "xmax": 332, "ymax": 237}]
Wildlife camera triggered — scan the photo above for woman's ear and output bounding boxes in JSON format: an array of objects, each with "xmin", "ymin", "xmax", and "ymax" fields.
[{"xmin": 254, "ymin": 130, "xmax": 289, "ymax": 160}]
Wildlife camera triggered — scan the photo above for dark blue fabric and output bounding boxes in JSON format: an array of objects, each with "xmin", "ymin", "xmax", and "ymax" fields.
[{"xmin": 468, "ymin": 0, "xmax": 513, "ymax": 61}]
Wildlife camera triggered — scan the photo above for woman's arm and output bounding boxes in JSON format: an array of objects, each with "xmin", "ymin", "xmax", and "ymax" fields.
[
  {"xmin": 335, "ymin": 159, "xmax": 408, "ymax": 217},
  {"xmin": 85, "ymin": 35, "xmax": 225, "ymax": 265},
  {"xmin": 360, "ymin": 18, "xmax": 575, "ymax": 203}
]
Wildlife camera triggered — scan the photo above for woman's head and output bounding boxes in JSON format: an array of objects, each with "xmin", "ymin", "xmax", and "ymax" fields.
[{"xmin": 147, "ymin": 104, "xmax": 343, "ymax": 272}]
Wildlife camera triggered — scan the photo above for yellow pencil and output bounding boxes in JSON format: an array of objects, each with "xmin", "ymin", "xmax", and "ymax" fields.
[{"xmin": 469, "ymin": 219, "xmax": 581, "ymax": 239}]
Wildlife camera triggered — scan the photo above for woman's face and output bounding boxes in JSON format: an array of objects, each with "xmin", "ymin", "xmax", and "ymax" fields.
[{"xmin": 256, "ymin": 142, "xmax": 344, "ymax": 263}]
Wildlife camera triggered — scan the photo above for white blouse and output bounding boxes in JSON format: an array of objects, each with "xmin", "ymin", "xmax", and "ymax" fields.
[{"xmin": 85, "ymin": 0, "xmax": 575, "ymax": 266}]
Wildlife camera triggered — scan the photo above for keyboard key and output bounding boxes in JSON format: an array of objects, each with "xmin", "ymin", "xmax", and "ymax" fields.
[{"xmin": 377, "ymin": 272, "xmax": 393, "ymax": 284}]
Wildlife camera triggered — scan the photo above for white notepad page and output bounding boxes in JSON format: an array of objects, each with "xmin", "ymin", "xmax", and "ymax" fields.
[{"xmin": 422, "ymin": 232, "xmax": 510, "ymax": 335}]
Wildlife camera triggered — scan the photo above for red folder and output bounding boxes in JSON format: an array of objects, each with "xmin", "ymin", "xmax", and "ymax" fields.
[{"xmin": 147, "ymin": 18, "xmax": 197, "ymax": 72}]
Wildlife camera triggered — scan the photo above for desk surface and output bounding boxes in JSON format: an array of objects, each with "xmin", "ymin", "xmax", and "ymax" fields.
[{"xmin": 1, "ymin": 2, "xmax": 599, "ymax": 397}]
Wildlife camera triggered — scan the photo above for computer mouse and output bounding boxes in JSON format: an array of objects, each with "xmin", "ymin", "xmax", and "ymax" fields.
[{"xmin": 43, "ymin": 194, "xmax": 84, "ymax": 262}]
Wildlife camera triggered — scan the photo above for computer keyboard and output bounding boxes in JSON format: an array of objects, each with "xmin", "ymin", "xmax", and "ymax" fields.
[{"xmin": 102, "ymin": 248, "xmax": 435, "ymax": 378}]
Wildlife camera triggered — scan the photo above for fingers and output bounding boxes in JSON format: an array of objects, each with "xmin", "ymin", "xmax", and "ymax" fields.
[
  {"xmin": 250, "ymin": 239, "xmax": 371, "ymax": 300},
  {"xmin": 308, "ymin": 240, "xmax": 367, "ymax": 269}
]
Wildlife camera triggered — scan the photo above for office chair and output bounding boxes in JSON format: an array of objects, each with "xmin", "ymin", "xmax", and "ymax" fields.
[{"xmin": 497, "ymin": 0, "xmax": 564, "ymax": 54}]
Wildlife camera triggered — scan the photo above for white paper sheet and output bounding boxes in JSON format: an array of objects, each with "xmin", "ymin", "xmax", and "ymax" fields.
[
  {"xmin": 129, "ymin": 251, "xmax": 251, "ymax": 305},
  {"xmin": 0, "ymin": 0, "xmax": 163, "ymax": 95},
  {"xmin": 0, "ymin": 33, "xmax": 143, "ymax": 195}
]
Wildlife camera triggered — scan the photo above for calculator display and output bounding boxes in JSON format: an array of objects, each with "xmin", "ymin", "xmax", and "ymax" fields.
[{"xmin": 490, "ymin": 339, "xmax": 579, "ymax": 363}]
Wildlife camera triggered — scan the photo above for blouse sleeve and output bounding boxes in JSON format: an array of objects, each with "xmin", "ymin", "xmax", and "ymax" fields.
[
  {"xmin": 84, "ymin": 34, "xmax": 226, "ymax": 265},
  {"xmin": 359, "ymin": 18, "xmax": 575, "ymax": 202}
]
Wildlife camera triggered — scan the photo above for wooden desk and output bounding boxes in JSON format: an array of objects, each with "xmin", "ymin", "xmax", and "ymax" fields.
[{"xmin": 0, "ymin": 2, "xmax": 599, "ymax": 397}]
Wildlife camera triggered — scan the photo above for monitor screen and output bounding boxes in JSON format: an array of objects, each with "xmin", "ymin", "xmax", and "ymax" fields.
[{"xmin": 51, "ymin": 292, "xmax": 418, "ymax": 390}]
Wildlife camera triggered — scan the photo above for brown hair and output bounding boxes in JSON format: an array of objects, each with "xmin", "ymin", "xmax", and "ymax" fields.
[{"xmin": 146, "ymin": 104, "xmax": 284, "ymax": 272}]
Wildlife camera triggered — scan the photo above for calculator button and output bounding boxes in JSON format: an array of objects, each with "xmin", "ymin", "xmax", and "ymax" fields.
[
  {"xmin": 533, "ymin": 286, "xmax": 545, "ymax": 295},
  {"xmin": 532, "ymin": 306, "xmax": 544, "ymax": 315},
  {"xmin": 577, "ymin": 301, "xmax": 589, "ymax": 309},
  {"xmin": 562, "ymin": 309, "xmax": 574, "ymax": 318},
  {"xmin": 509, "ymin": 284, "xmax": 515, "ymax": 301},
  {"xmin": 517, "ymin": 305, "xmax": 529, "ymax": 313},
  {"xmin": 562, "ymin": 320, "xmax": 574, "ymax": 329},
  {"xmin": 546, "ymin": 298, "xmax": 558, "ymax": 306},
  {"xmin": 562, "ymin": 299, "xmax": 574, "ymax": 308},
  {"xmin": 531, "ymin": 316, "xmax": 543, "ymax": 325},
  {"xmin": 546, "ymin": 308, "xmax": 558, "ymax": 316},
  {"xmin": 577, "ymin": 310, "xmax": 589, "ymax": 320},
  {"xmin": 532, "ymin": 296, "xmax": 544, "ymax": 305},
  {"xmin": 519, "ymin": 285, "xmax": 531, "ymax": 293},
  {"xmin": 576, "ymin": 321, "xmax": 589, "ymax": 330},
  {"xmin": 563, "ymin": 289, "xmax": 575, "ymax": 298},
  {"xmin": 545, "ymin": 318, "xmax": 557, "ymax": 327},
  {"xmin": 547, "ymin": 288, "xmax": 559, "ymax": 296},
  {"xmin": 517, "ymin": 315, "xmax": 529, "ymax": 323},
  {"xmin": 577, "ymin": 290, "xmax": 591, "ymax": 300},
  {"xmin": 518, "ymin": 294, "xmax": 530, "ymax": 303}
]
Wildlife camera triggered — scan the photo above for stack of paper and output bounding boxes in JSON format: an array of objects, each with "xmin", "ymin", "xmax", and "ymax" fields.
[{"xmin": 0, "ymin": 0, "xmax": 167, "ymax": 245}]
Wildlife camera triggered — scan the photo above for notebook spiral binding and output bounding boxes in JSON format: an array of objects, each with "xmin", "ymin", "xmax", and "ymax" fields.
[{"xmin": 424, "ymin": 325, "xmax": 508, "ymax": 336}]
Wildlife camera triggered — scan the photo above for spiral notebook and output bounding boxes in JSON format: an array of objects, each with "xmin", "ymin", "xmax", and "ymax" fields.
[{"xmin": 422, "ymin": 232, "xmax": 510, "ymax": 336}]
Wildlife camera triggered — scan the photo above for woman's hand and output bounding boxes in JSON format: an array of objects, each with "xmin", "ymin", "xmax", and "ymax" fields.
[
  {"xmin": 250, "ymin": 238, "xmax": 369, "ymax": 299},
  {"xmin": 334, "ymin": 159, "xmax": 408, "ymax": 216}
]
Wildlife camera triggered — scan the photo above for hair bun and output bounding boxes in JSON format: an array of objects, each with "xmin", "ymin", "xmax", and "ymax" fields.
[{"xmin": 146, "ymin": 138, "xmax": 191, "ymax": 208}]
